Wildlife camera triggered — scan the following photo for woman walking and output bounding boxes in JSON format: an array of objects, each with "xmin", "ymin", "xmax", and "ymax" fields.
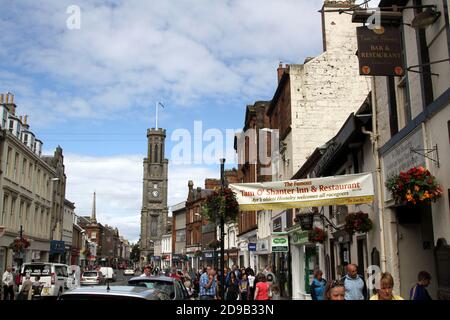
[{"xmin": 254, "ymin": 273, "xmax": 271, "ymax": 300}]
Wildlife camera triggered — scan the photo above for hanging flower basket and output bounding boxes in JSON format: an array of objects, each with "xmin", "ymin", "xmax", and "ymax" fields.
[
  {"xmin": 308, "ymin": 227, "xmax": 326, "ymax": 243},
  {"xmin": 344, "ymin": 211, "xmax": 373, "ymax": 235},
  {"xmin": 202, "ymin": 188, "xmax": 239, "ymax": 223},
  {"xmin": 386, "ymin": 166, "xmax": 443, "ymax": 206},
  {"xmin": 9, "ymin": 237, "xmax": 30, "ymax": 253}
]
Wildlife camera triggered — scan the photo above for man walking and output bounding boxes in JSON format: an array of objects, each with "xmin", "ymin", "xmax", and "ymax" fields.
[
  {"xmin": 410, "ymin": 271, "xmax": 432, "ymax": 300},
  {"xmin": 341, "ymin": 264, "xmax": 367, "ymax": 300},
  {"xmin": 199, "ymin": 266, "xmax": 216, "ymax": 300},
  {"xmin": 2, "ymin": 266, "xmax": 15, "ymax": 300}
]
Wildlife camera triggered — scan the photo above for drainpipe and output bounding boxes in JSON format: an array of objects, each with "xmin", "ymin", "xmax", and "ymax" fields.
[{"xmin": 361, "ymin": 77, "xmax": 387, "ymax": 273}]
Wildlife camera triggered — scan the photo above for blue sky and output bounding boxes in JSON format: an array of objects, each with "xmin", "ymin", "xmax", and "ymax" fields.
[{"xmin": 0, "ymin": 0, "xmax": 331, "ymax": 242}]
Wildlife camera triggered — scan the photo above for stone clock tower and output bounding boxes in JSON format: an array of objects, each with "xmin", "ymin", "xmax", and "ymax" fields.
[{"xmin": 140, "ymin": 128, "xmax": 169, "ymax": 261}]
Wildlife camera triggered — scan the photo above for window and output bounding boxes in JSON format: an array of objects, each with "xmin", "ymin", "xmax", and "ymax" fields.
[
  {"xmin": 37, "ymin": 169, "xmax": 41, "ymax": 194},
  {"xmin": 91, "ymin": 231, "xmax": 96, "ymax": 239},
  {"xmin": 10, "ymin": 198, "xmax": 16, "ymax": 229},
  {"xmin": 448, "ymin": 121, "xmax": 450, "ymax": 145},
  {"xmin": 5, "ymin": 147, "xmax": 12, "ymax": 176},
  {"xmin": 154, "ymin": 144, "xmax": 159, "ymax": 163},
  {"xmin": 1, "ymin": 194, "xmax": 8, "ymax": 226},
  {"xmin": 176, "ymin": 229, "xmax": 185, "ymax": 242},
  {"xmin": 13, "ymin": 152, "xmax": 19, "ymax": 181},
  {"xmin": 28, "ymin": 163, "xmax": 33, "ymax": 187},
  {"xmin": 151, "ymin": 216, "xmax": 158, "ymax": 237},
  {"xmin": 387, "ymin": 76, "xmax": 399, "ymax": 136},
  {"xmin": 22, "ymin": 158, "xmax": 27, "ymax": 185},
  {"xmin": 8, "ymin": 120, "xmax": 13, "ymax": 133},
  {"xmin": 415, "ymin": 2, "xmax": 433, "ymax": 107}
]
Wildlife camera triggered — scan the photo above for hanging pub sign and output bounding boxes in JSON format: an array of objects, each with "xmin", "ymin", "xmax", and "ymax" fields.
[
  {"xmin": 356, "ymin": 25, "xmax": 404, "ymax": 76},
  {"xmin": 230, "ymin": 172, "xmax": 374, "ymax": 211}
]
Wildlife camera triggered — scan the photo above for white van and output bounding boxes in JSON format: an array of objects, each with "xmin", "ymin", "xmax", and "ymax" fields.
[{"xmin": 20, "ymin": 262, "xmax": 70, "ymax": 298}]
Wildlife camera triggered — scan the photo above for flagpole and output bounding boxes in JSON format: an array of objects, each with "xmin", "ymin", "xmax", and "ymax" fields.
[{"xmin": 155, "ymin": 101, "xmax": 158, "ymax": 129}]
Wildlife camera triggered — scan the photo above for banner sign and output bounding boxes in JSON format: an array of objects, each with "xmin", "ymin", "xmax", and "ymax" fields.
[
  {"xmin": 356, "ymin": 26, "xmax": 404, "ymax": 76},
  {"xmin": 230, "ymin": 173, "xmax": 374, "ymax": 211}
]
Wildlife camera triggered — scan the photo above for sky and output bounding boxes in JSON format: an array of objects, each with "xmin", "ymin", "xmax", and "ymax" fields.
[{"xmin": 0, "ymin": 0, "xmax": 349, "ymax": 243}]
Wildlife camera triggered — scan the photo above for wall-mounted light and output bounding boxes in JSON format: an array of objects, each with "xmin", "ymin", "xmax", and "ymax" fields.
[{"xmin": 411, "ymin": 8, "xmax": 441, "ymax": 28}]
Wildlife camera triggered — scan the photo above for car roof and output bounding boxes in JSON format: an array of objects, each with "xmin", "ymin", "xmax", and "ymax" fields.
[
  {"xmin": 61, "ymin": 286, "xmax": 159, "ymax": 298},
  {"xmin": 129, "ymin": 275, "xmax": 176, "ymax": 283}
]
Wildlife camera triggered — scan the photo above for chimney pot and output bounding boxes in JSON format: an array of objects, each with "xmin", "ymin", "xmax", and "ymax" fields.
[
  {"xmin": 277, "ymin": 62, "xmax": 285, "ymax": 83},
  {"xmin": 5, "ymin": 93, "xmax": 9, "ymax": 104}
]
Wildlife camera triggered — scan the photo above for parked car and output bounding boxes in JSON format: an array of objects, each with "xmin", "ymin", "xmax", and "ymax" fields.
[
  {"xmin": 128, "ymin": 276, "xmax": 191, "ymax": 300},
  {"xmin": 80, "ymin": 271, "xmax": 105, "ymax": 286},
  {"xmin": 19, "ymin": 262, "xmax": 70, "ymax": 298},
  {"xmin": 123, "ymin": 269, "xmax": 135, "ymax": 276},
  {"xmin": 99, "ymin": 267, "xmax": 117, "ymax": 282},
  {"xmin": 58, "ymin": 286, "xmax": 171, "ymax": 300}
]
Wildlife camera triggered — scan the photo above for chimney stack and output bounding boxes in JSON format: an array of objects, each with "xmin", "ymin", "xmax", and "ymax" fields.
[
  {"xmin": 277, "ymin": 62, "xmax": 285, "ymax": 83},
  {"xmin": 24, "ymin": 115, "xmax": 28, "ymax": 125},
  {"xmin": 5, "ymin": 93, "xmax": 9, "ymax": 104},
  {"xmin": 0, "ymin": 94, "xmax": 3, "ymax": 104}
]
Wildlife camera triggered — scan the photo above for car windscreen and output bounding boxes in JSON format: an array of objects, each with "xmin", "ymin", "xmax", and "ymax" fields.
[
  {"xmin": 22, "ymin": 265, "xmax": 51, "ymax": 276},
  {"xmin": 129, "ymin": 280, "xmax": 175, "ymax": 297},
  {"xmin": 82, "ymin": 272, "xmax": 99, "ymax": 277}
]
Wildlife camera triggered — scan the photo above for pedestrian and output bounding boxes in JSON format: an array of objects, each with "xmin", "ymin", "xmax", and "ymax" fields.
[
  {"xmin": 265, "ymin": 266, "xmax": 276, "ymax": 288},
  {"xmin": 169, "ymin": 267, "xmax": 181, "ymax": 280},
  {"xmin": 324, "ymin": 280, "xmax": 345, "ymax": 300},
  {"xmin": 370, "ymin": 272, "xmax": 403, "ymax": 300},
  {"xmin": 17, "ymin": 275, "xmax": 32, "ymax": 300},
  {"xmin": 247, "ymin": 268, "xmax": 256, "ymax": 301},
  {"xmin": 199, "ymin": 266, "xmax": 216, "ymax": 300},
  {"xmin": 239, "ymin": 273, "xmax": 249, "ymax": 300},
  {"xmin": 341, "ymin": 264, "xmax": 368, "ymax": 300},
  {"xmin": 271, "ymin": 284, "xmax": 281, "ymax": 300},
  {"xmin": 140, "ymin": 266, "xmax": 152, "ymax": 277},
  {"xmin": 310, "ymin": 269, "xmax": 327, "ymax": 300},
  {"xmin": 225, "ymin": 271, "xmax": 239, "ymax": 300},
  {"xmin": 410, "ymin": 271, "xmax": 432, "ymax": 300},
  {"xmin": 31, "ymin": 275, "xmax": 43, "ymax": 300},
  {"xmin": 254, "ymin": 273, "xmax": 271, "ymax": 300},
  {"xmin": 2, "ymin": 266, "xmax": 15, "ymax": 300}
]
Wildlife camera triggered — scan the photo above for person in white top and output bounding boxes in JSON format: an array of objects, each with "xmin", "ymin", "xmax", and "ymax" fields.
[{"xmin": 2, "ymin": 266, "xmax": 15, "ymax": 300}]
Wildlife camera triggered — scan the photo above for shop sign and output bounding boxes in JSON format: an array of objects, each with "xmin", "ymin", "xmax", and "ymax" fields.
[
  {"xmin": 257, "ymin": 239, "xmax": 269, "ymax": 254},
  {"xmin": 271, "ymin": 235, "xmax": 289, "ymax": 252},
  {"xmin": 50, "ymin": 240, "xmax": 65, "ymax": 254},
  {"xmin": 230, "ymin": 173, "xmax": 374, "ymax": 211},
  {"xmin": 382, "ymin": 127, "xmax": 425, "ymax": 201},
  {"xmin": 356, "ymin": 25, "xmax": 404, "ymax": 76},
  {"xmin": 290, "ymin": 230, "xmax": 310, "ymax": 246},
  {"xmin": 227, "ymin": 250, "xmax": 239, "ymax": 258},
  {"xmin": 248, "ymin": 243, "xmax": 256, "ymax": 251}
]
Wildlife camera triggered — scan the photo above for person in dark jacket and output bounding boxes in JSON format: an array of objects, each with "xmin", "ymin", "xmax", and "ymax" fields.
[
  {"xmin": 310, "ymin": 269, "xmax": 327, "ymax": 300},
  {"xmin": 410, "ymin": 271, "xmax": 432, "ymax": 300},
  {"xmin": 340, "ymin": 264, "xmax": 368, "ymax": 300}
]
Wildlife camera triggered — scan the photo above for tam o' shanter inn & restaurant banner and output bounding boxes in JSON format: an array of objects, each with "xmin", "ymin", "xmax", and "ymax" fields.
[{"xmin": 229, "ymin": 173, "xmax": 374, "ymax": 211}]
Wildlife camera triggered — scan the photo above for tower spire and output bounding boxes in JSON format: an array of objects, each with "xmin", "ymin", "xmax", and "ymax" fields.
[{"xmin": 91, "ymin": 192, "xmax": 97, "ymax": 222}]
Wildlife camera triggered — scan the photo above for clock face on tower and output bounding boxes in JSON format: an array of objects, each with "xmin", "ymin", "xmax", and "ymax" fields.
[{"xmin": 152, "ymin": 190, "xmax": 159, "ymax": 198}]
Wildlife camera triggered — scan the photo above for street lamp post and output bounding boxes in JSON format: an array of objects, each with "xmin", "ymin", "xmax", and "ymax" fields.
[{"xmin": 220, "ymin": 158, "xmax": 226, "ymax": 300}]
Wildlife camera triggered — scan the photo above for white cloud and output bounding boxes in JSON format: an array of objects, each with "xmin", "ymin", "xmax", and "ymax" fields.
[
  {"xmin": 0, "ymin": 0, "xmax": 323, "ymax": 122},
  {"xmin": 64, "ymin": 153, "xmax": 217, "ymax": 243}
]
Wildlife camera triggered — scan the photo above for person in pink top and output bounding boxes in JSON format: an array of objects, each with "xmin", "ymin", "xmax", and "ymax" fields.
[{"xmin": 254, "ymin": 273, "xmax": 271, "ymax": 300}]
